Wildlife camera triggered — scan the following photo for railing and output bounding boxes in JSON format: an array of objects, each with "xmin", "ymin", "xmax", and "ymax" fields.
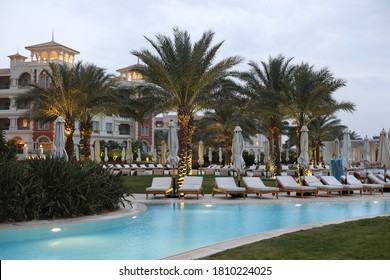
[
  {"xmin": 0, "ymin": 85, "xmax": 10, "ymax": 90},
  {"xmin": 0, "ymin": 105, "xmax": 10, "ymax": 110}
]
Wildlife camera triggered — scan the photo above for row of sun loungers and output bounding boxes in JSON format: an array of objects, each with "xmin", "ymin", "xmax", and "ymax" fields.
[{"xmin": 145, "ymin": 173, "xmax": 385, "ymax": 200}]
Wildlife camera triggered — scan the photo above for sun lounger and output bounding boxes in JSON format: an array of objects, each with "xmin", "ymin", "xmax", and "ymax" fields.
[
  {"xmin": 276, "ymin": 176, "xmax": 318, "ymax": 198},
  {"xmin": 242, "ymin": 177, "xmax": 279, "ymax": 199},
  {"xmin": 319, "ymin": 176, "xmax": 363, "ymax": 195},
  {"xmin": 367, "ymin": 174, "xmax": 390, "ymax": 191},
  {"xmin": 340, "ymin": 175, "xmax": 383, "ymax": 195},
  {"xmin": 303, "ymin": 176, "xmax": 343, "ymax": 196},
  {"xmin": 178, "ymin": 176, "xmax": 204, "ymax": 199},
  {"xmin": 213, "ymin": 177, "xmax": 246, "ymax": 199},
  {"xmin": 145, "ymin": 177, "xmax": 173, "ymax": 199}
]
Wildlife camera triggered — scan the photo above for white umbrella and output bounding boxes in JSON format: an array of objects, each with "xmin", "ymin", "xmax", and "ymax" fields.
[
  {"xmin": 232, "ymin": 126, "xmax": 245, "ymax": 185},
  {"xmin": 218, "ymin": 147, "xmax": 223, "ymax": 164},
  {"xmin": 298, "ymin": 126, "xmax": 310, "ymax": 183},
  {"xmin": 161, "ymin": 140, "xmax": 167, "ymax": 165},
  {"xmin": 208, "ymin": 147, "xmax": 212, "ymax": 164},
  {"xmin": 53, "ymin": 116, "xmax": 68, "ymax": 160},
  {"xmin": 23, "ymin": 144, "xmax": 28, "ymax": 158},
  {"xmin": 121, "ymin": 147, "xmax": 125, "ymax": 162},
  {"xmin": 126, "ymin": 139, "xmax": 133, "ymax": 163},
  {"xmin": 153, "ymin": 147, "xmax": 157, "ymax": 162},
  {"xmin": 167, "ymin": 122, "xmax": 179, "ymax": 167},
  {"xmin": 94, "ymin": 139, "xmax": 101, "ymax": 163},
  {"xmin": 378, "ymin": 128, "xmax": 390, "ymax": 169},
  {"xmin": 198, "ymin": 140, "xmax": 204, "ymax": 167},
  {"xmin": 342, "ymin": 128, "xmax": 351, "ymax": 170},
  {"xmin": 263, "ymin": 141, "xmax": 270, "ymax": 164},
  {"xmin": 333, "ymin": 138, "xmax": 340, "ymax": 158},
  {"xmin": 75, "ymin": 145, "xmax": 79, "ymax": 161},
  {"xmin": 362, "ymin": 135, "xmax": 371, "ymax": 166},
  {"xmin": 104, "ymin": 147, "xmax": 109, "ymax": 162},
  {"xmin": 90, "ymin": 145, "xmax": 94, "ymax": 161},
  {"xmin": 136, "ymin": 148, "xmax": 141, "ymax": 161},
  {"xmin": 168, "ymin": 122, "xmax": 179, "ymax": 195}
]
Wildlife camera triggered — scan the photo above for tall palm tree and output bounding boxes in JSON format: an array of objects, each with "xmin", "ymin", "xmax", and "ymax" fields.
[
  {"xmin": 76, "ymin": 63, "xmax": 124, "ymax": 159},
  {"xmin": 286, "ymin": 62, "xmax": 355, "ymax": 157},
  {"xmin": 307, "ymin": 115, "xmax": 346, "ymax": 165},
  {"xmin": 238, "ymin": 54, "xmax": 295, "ymax": 175},
  {"xmin": 15, "ymin": 62, "xmax": 82, "ymax": 156},
  {"xmin": 196, "ymin": 89, "xmax": 255, "ymax": 165},
  {"xmin": 15, "ymin": 62, "xmax": 123, "ymax": 158},
  {"xmin": 130, "ymin": 28, "xmax": 242, "ymax": 186}
]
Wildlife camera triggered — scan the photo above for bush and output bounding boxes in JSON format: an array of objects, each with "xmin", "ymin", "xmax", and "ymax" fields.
[{"xmin": 0, "ymin": 157, "xmax": 132, "ymax": 222}]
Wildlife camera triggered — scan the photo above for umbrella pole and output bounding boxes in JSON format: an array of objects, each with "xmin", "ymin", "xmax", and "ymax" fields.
[{"xmin": 384, "ymin": 165, "xmax": 387, "ymax": 182}]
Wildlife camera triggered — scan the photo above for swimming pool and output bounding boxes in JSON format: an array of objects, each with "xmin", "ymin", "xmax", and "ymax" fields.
[{"xmin": 0, "ymin": 200, "xmax": 389, "ymax": 260}]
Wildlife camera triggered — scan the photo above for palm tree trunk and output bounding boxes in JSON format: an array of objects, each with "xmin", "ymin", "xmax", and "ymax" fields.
[
  {"xmin": 79, "ymin": 121, "xmax": 93, "ymax": 160},
  {"xmin": 270, "ymin": 125, "xmax": 281, "ymax": 175},
  {"xmin": 177, "ymin": 111, "xmax": 191, "ymax": 187},
  {"xmin": 64, "ymin": 120, "xmax": 75, "ymax": 157},
  {"xmin": 186, "ymin": 116, "xmax": 195, "ymax": 174}
]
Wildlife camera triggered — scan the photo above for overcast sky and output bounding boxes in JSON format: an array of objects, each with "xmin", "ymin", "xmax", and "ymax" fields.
[{"xmin": 1, "ymin": 0, "xmax": 389, "ymax": 139}]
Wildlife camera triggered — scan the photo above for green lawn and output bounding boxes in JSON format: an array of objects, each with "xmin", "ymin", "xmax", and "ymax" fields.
[
  {"xmin": 203, "ymin": 216, "xmax": 390, "ymax": 259},
  {"xmin": 123, "ymin": 174, "xmax": 276, "ymax": 194}
]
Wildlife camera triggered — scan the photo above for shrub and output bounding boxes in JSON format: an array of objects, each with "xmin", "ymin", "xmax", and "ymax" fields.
[{"xmin": 0, "ymin": 157, "xmax": 132, "ymax": 222}]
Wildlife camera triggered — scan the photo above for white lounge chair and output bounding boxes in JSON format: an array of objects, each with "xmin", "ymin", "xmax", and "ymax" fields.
[
  {"xmin": 366, "ymin": 174, "xmax": 390, "ymax": 192},
  {"xmin": 371, "ymin": 174, "xmax": 390, "ymax": 190},
  {"xmin": 303, "ymin": 176, "xmax": 343, "ymax": 196},
  {"xmin": 213, "ymin": 177, "xmax": 246, "ymax": 199},
  {"xmin": 340, "ymin": 175, "xmax": 383, "ymax": 195},
  {"xmin": 178, "ymin": 176, "xmax": 204, "ymax": 199},
  {"xmin": 320, "ymin": 176, "xmax": 362, "ymax": 195},
  {"xmin": 242, "ymin": 177, "xmax": 279, "ymax": 199},
  {"xmin": 145, "ymin": 177, "xmax": 173, "ymax": 199},
  {"xmin": 276, "ymin": 176, "xmax": 318, "ymax": 198}
]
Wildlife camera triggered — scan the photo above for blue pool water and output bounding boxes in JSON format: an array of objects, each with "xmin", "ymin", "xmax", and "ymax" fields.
[{"xmin": 0, "ymin": 200, "xmax": 389, "ymax": 260}]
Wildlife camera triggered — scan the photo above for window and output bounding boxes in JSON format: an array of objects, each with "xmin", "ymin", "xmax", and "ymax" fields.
[
  {"xmin": 92, "ymin": 121, "xmax": 99, "ymax": 133},
  {"xmin": 39, "ymin": 71, "xmax": 50, "ymax": 88},
  {"xmin": 106, "ymin": 122, "xmax": 112, "ymax": 133},
  {"xmin": 38, "ymin": 122, "xmax": 49, "ymax": 131},
  {"xmin": 119, "ymin": 124, "xmax": 130, "ymax": 135},
  {"xmin": 141, "ymin": 125, "xmax": 149, "ymax": 136},
  {"xmin": 17, "ymin": 118, "xmax": 29, "ymax": 130}
]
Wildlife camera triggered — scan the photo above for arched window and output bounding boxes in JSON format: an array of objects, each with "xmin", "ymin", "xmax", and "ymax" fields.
[
  {"xmin": 39, "ymin": 71, "xmax": 50, "ymax": 88},
  {"xmin": 19, "ymin": 72, "xmax": 31, "ymax": 87}
]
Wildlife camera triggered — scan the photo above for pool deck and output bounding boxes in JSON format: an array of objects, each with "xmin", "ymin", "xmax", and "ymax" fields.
[{"xmin": 1, "ymin": 191, "xmax": 389, "ymax": 259}]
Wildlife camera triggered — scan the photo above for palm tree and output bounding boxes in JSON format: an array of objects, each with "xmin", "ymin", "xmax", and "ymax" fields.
[
  {"xmin": 286, "ymin": 62, "xmax": 355, "ymax": 157},
  {"xmin": 15, "ymin": 62, "xmax": 82, "ymax": 156},
  {"xmin": 130, "ymin": 28, "xmax": 242, "ymax": 186},
  {"xmin": 238, "ymin": 54, "xmax": 295, "ymax": 175},
  {"xmin": 307, "ymin": 115, "xmax": 346, "ymax": 165},
  {"xmin": 76, "ymin": 63, "xmax": 124, "ymax": 159},
  {"xmin": 196, "ymin": 89, "xmax": 255, "ymax": 165},
  {"xmin": 15, "ymin": 62, "xmax": 123, "ymax": 158}
]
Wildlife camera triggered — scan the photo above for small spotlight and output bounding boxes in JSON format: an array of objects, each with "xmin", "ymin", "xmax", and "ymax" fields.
[
  {"xmin": 295, "ymin": 204, "xmax": 302, "ymax": 207},
  {"xmin": 373, "ymin": 201, "xmax": 379, "ymax": 204},
  {"xmin": 205, "ymin": 204, "xmax": 213, "ymax": 208},
  {"xmin": 132, "ymin": 216, "xmax": 137, "ymax": 219},
  {"xmin": 51, "ymin": 228, "xmax": 61, "ymax": 232}
]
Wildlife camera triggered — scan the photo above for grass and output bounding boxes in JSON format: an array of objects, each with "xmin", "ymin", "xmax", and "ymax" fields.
[
  {"xmin": 123, "ymin": 174, "xmax": 276, "ymax": 194},
  {"xmin": 203, "ymin": 216, "xmax": 390, "ymax": 260}
]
